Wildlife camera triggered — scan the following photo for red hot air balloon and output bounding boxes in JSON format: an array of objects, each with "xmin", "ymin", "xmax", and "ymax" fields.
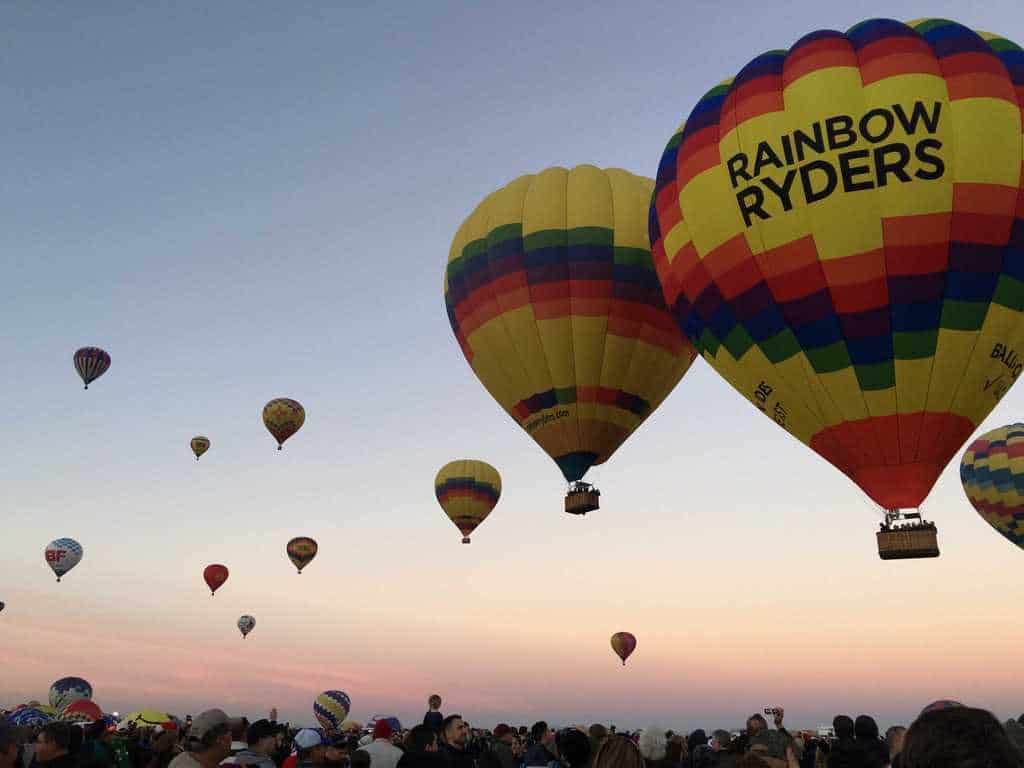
[
  {"xmin": 203, "ymin": 564, "xmax": 229, "ymax": 595},
  {"xmin": 610, "ymin": 632, "xmax": 636, "ymax": 665}
]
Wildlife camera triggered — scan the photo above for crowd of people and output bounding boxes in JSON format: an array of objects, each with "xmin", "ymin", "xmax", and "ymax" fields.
[{"xmin": 4, "ymin": 697, "xmax": 1024, "ymax": 768}]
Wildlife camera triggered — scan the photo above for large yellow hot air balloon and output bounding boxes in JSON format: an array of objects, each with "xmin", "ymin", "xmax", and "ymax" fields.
[
  {"xmin": 445, "ymin": 166, "xmax": 697, "ymax": 513},
  {"xmin": 434, "ymin": 460, "xmax": 501, "ymax": 543},
  {"xmin": 649, "ymin": 18, "xmax": 1024, "ymax": 556}
]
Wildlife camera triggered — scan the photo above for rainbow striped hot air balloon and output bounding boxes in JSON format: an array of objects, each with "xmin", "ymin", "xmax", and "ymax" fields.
[
  {"xmin": 961, "ymin": 424, "xmax": 1024, "ymax": 550},
  {"xmin": 446, "ymin": 166, "xmax": 697, "ymax": 514},
  {"xmin": 649, "ymin": 18, "xmax": 1024, "ymax": 554},
  {"xmin": 73, "ymin": 347, "xmax": 110, "ymax": 390},
  {"xmin": 434, "ymin": 460, "xmax": 501, "ymax": 543}
]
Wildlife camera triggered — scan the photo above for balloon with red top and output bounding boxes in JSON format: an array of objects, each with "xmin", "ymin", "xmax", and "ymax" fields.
[{"xmin": 203, "ymin": 564, "xmax": 229, "ymax": 595}]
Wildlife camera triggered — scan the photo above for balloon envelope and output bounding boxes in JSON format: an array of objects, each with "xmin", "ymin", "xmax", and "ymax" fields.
[
  {"xmin": 119, "ymin": 710, "xmax": 173, "ymax": 728},
  {"xmin": 445, "ymin": 166, "xmax": 696, "ymax": 484},
  {"xmin": 73, "ymin": 347, "xmax": 110, "ymax": 389},
  {"xmin": 237, "ymin": 615, "xmax": 255, "ymax": 638},
  {"xmin": 286, "ymin": 537, "xmax": 318, "ymax": 573},
  {"xmin": 435, "ymin": 460, "xmax": 501, "ymax": 543},
  {"xmin": 49, "ymin": 677, "xmax": 92, "ymax": 711},
  {"xmin": 314, "ymin": 691, "xmax": 351, "ymax": 733},
  {"xmin": 649, "ymin": 19, "xmax": 1024, "ymax": 511},
  {"xmin": 45, "ymin": 539, "xmax": 83, "ymax": 582},
  {"xmin": 610, "ymin": 631, "xmax": 637, "ymax": 665},
  {"xmin": 191, "ymin": 436, "xmax": 210, "ymax": 460},
  {"xmin": 6, "ymin": 708, "xmax": 53, "ymax": 727},
  {"xmin": 263, "ymin": 398, "xmax": 305, "ymax": 449},
  {"xmin": 961, "ymin": 424, "xmax": 1024, "ymax": 548},
  {"xmin": 203, "ymin": 564, "xmax": 229, "ymax": 595},
  {"xmin": 60, "ymin": 699, "xmax": 103, "ymax": 723}
]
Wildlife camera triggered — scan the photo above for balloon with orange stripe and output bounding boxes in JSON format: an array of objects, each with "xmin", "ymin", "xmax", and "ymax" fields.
[
  {"xmin": 445, "ymin": 166, "xmax": 697, "ymax": 509},
  {"xmin": 650, "ymin": 19, "xmax": 1024, "ymax": 534},
  {"xmin": 434, "ymin": 460, "xmax": 501, "ymax": 543}
]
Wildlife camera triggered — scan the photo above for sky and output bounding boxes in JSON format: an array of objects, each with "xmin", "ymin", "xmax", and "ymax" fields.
[{"xmin": 3, "ymin": 0, "xmax": 1024, "ymax": 732}]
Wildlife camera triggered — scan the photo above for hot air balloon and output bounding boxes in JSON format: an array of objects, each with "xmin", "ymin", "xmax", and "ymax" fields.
[
  {"xmin": 263, "ymin": 398, "xmax": 305, "ymax": 450},
  {"xmin": 73, "ymin": 347, "xmax": 110, "ymax": 390},
  {"xmin": 60, "ymin": 699, "xmax": 103, "ymax": 724},
  {"xmin": 649, "ymin": 18, "xmax": 1024, "ymax": 558},
  {"xmin": 6, "ymin": 708, "xmax": 53, "ymax": 728},
  {"xmin": 45, "ymin": 539, "xmax": 83, "ymax": 582},
  {"xmin": 961, "ymin": 424, "xmax": 1024, "ymax": 550},
  {"xmin": 237, "ymin": 615, "xmax": 255, "ymax": 639},
  {"xmin": 191, "ymin": 436, "xmax": 211, "ymax": 461},
  {"xmin": 49, "ymin": 678, "xmax": 93, "ymax": 711},
  {"xmin": 434, "ymin": 460, "xmax": 501, "ymax": 543},
  {"xmin": 203, "ymin": 564, "xmax": 229, "ymax": 595},
  {"xmin": 610, "ymin": 632, "xmax": 637, "ymax": 665},
  {"xmin": 446, "ymin": 166, "xmax": 697, "ymax": 514},
  {"xmin": 286, "ymin": 537, "xmax": 318, "ymax": 573},
  {"xmin": 314, "ymin": 691, "xmax": 351, "ymax": 733}
]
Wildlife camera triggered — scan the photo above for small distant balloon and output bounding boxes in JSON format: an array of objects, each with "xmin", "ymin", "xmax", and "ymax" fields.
[
  {"xmin": 45, "ymin": 539, "xmax": 83, "ymax": 582},
  {"xmin": 610, "ymin": 632, "xmax": 636, "ymax": 666},
  {"xmin": 286, "ymin": 537, "xmax": 318, "ymax": 573},
  {"xmin": 263, "ymin": 398, "xmax": 305, "ymax": 450},
  {"xmin": 203, "ymin": 564, "xmax": 229, "ymax": 595},
  {"xmin": 237, "ymin": 615, "xmax": 255, "ymax": 639},
  {"xmin": 191, "ymin": 436, "xmax": 211, "ymax": 461},
  {"xmin": 73, "ymin": 347, "xmax": 110, "ymax": 390},
  {"xmin": 434, "ymin": 460, "xmax": 501, "ymax": 543}
]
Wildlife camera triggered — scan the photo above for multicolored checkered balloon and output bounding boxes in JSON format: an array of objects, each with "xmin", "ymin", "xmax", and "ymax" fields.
[
  {"xmin": 650, "ymin": 18, "xmax": 1024, "ymax": 513},
  {"xmin": 961, "ymin": 423, "xmax": 1024, "ymax": 549}
]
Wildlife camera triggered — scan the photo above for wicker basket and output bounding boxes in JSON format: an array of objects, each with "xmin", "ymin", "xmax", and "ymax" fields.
[
  {"xmin": 565, "ymin": 489, "xmax": 600, "ymax": 515},
  {"xmin": 877, "ymin": 527, "xmax": 940, "ymax": 560}
]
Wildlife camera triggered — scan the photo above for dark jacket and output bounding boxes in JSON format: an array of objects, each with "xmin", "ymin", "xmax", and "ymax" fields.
[
  {"xmin": 397, "ymin": 753, "xmax": 449, "ymax": 768},
  {"xmin": 523, "ymin": 743, "xmax": 557, "ymax": 767},
  {"xmin": 36, "ymin": 753, "xmax": 80, "ymax": 768},
  {"xmin": 827, "ymin": 738, "xmax": 884, "ymax": 768},
  {"xmin": 439, "ymin": 744, "xmax": 475, "ymax": 768},
  {"xmin": 490, "ymin": 743, "xmax": 517, "ymax": 768},
  {"xmin": 423, "ymin": 712, "xmax": 444, "ymax": 733}
]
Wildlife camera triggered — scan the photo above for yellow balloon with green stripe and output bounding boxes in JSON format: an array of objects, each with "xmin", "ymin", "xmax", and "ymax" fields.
[
  {"xmin": 445, "ymin": 166, "xmax": 697, "ymax": 507},
  {"xmin": 434, "ymin": 460, "xmax": 501, "ymax": 543}
]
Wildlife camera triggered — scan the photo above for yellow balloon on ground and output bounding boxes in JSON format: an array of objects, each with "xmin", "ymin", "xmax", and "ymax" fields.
[
  {"xmin": 445, "ymin": 166, "xmax": 697, "ymax": 510},
  {"xmin": 434, "ymin": 460, "xmax": 501, "ymax": 543}
]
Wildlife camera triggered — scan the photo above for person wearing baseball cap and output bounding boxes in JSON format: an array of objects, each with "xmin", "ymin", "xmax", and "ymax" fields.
[
  {"xmin": 293, "ymin": 730, "xmax": 326, "ymax": 768},
  {"xmin": 170, "ymin": 710, "xmax": 232, "ymax": 768},
  {"xmin": 361, "ymin": 720, "xmax": 402, "ymax": 768},
  {"xmin": 227, "ymin": 721, "xmax": 277, "ymax": 768}
]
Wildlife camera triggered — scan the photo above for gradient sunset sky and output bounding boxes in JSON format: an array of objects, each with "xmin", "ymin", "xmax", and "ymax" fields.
[{"xmin": 4, "ymin": 0, "xmax": 1024, "ymax": 732}]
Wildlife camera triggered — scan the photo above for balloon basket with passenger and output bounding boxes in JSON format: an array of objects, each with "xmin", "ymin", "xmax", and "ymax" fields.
[
  {"xmin": 565, "ymin": 481, "xmax": 600, "ymax": 515},
  {"xmin": 876, "ymin": 509, "xmax": 939, "ymax": 560}
]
